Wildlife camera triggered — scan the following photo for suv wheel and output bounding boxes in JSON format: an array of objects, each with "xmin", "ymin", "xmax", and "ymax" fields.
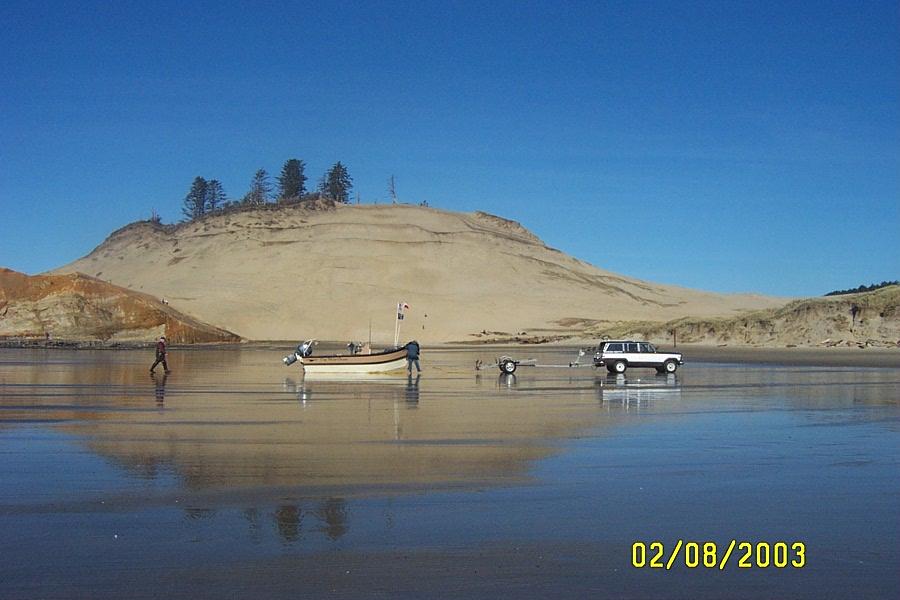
[
  {"xmin": 612, "ymin": 360, "xmax": 627, "ymax": 374},
  {"xmin": 662, "ymin": 360, "xmax": 678, "ymax": 374}
]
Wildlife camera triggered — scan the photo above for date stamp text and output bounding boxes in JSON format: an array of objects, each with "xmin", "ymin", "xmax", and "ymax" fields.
[{"xmin": 632, "ymin": 540, "xmax": 806, "ymax": 569}]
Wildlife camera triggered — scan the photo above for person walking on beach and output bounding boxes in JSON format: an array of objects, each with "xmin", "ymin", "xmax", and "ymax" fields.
[
  {"xmin": 406, "ymin": 340, "xmax": 420, "ymax": 373},
  {"xmin": 150, "ymin": 336, "xmax": 171, "ymax": 374}
]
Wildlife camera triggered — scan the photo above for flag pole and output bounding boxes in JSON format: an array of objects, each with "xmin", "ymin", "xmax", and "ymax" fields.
[{"xmin": 394, "ymin": 302, "xmax": 408, "ymax": 348}]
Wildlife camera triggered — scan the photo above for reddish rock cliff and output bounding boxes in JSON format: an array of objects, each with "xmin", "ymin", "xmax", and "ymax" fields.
[{"xmin": 0, "ymin": 268, "xmax": 241, "ymax": 343}]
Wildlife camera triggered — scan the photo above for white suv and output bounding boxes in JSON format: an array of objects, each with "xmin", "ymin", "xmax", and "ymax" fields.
[{"xmin": 592, "ymin": 340, "xmax": 684, "ymax": 374}]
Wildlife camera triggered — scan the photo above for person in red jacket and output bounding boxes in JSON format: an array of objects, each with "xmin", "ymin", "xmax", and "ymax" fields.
[{"xmin": 150, "ymin": 336, "xmax": 171, "ymax": 374}]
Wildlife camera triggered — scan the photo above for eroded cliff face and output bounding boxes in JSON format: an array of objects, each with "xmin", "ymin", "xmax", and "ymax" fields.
[
  {"xmin": 580, "ymin": 286, "xmax": 900, "ymax": 348},
  {"xmin": 0, "ymin": 268, "xmax": 241, "ymax": 343}
]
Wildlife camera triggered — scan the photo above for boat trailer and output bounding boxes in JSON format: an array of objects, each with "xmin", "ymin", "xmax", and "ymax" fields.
[{"xmin": 476, "ymin": 348, "xmax": 594, "ymax": 374}]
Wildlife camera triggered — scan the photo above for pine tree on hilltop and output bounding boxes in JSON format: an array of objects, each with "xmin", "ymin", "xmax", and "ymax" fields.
[
  {"xmin": 182, "ymin": 176, "xmax": 208, "ymax": 220},
  {"xmin": 206, "ymin": 179, "xmax": 227, "ymax": 212},
  {"xmin": 321, "ymin": 162, "xmax": 353, "ymax": 203},
  {"xmin": 278, "ymin": 158, "xmax": 307, "ymax": 202},
  {"xmin": 244, "ymin": 168, "xmax": 273, "ymax": 205}
]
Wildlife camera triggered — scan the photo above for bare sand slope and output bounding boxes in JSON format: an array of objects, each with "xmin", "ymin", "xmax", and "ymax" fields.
[{"xmin": 52, "ymin": 202, "xmax": 788, "ymax": 343}]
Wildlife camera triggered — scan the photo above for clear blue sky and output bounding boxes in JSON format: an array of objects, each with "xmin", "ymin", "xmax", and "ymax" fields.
[{"xmin": 2, "ymin": 1, "xmax": 897, "ymax": 297}]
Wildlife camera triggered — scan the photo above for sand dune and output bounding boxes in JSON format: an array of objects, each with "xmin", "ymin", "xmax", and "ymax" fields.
[{"xmin": 50, "ymin": 201, "xmax": 789, "ymax": 344}]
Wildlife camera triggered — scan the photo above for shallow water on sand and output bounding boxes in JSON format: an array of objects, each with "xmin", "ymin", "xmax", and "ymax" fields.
[{"xmin": 1, "ymin": 347, "xmax": 897, "ymax": 599}]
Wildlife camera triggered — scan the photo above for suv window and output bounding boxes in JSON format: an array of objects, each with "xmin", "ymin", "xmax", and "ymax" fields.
[
  {"xmin": 625, "ymin": 343, "xmax": 639, "ymax": 352},
  {"xmin": 606, "ymin": 343, "xmax": 624, "ymax": 352},
  {"xmin": 639, "ymin": 343, "xmax": 655, "ymax": 352}
]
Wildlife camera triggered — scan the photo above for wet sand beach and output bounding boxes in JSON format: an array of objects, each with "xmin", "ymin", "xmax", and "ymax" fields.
[{"xmin": 1, "ymin": 345, "xmax": 897, "ymax": 599}]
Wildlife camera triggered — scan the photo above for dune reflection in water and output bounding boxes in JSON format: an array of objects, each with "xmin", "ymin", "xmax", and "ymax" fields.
[
  {"xmin": 0, "ymin": 348, "xmax": 620, "ymax": 498},
  {"xmin": 0, "ymin": 347, "xmax": 897, "ymax": 600}
]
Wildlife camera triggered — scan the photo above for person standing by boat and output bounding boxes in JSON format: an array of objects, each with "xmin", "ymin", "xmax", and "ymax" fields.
[
  {"xmin": 150, "ymin": 336, "xmax": 171, "ymax": 374},
  {"xmin": 406, "ymin": 340, "xmax": 420, "ymax": 373}
]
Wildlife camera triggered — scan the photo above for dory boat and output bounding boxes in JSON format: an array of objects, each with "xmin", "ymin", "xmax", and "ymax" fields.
[
  {"xmin": 283, "ymin": 302, "xmax": 416, "ymax": 375},
  {"xmin": 283, "ymin": 339, "xmax": 411, "ymax": 375}
]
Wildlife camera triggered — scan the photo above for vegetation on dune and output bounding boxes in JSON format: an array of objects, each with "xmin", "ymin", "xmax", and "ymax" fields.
[
  {"xmin": 277, "ymin": 158, "xmax": 308, "ymax": 202},
  {"xmin": 169, "ymin": 157, "xmax": 434, "ymax": 225},
  {"xmin": 318, "ymin": 161, "xmax": 353, "ymax": 204},
  {"xmin": 177, "ymin": 158, "xmax": 358, "ymax": 221},
  {"xmin": 582, "ymin": 286, "xmax": 899, "ymax": 347},
  {"xmin": 825, "ymin": 281, "xmax": 898, "ymax": 296}
]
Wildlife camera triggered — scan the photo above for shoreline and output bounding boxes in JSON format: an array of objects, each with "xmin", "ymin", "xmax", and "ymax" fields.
[
  {"xmin": 671, "ymin": 344, "xmax": 899, "ymax": 368},
  {"xmin": 1, "ymin": 338, "xmax": 897, "ymax": 368}
]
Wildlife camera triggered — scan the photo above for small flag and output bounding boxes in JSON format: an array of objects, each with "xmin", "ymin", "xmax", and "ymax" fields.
[{"xmin": 398, "ymin": 302, "xmax": 410, "ymax": 310}]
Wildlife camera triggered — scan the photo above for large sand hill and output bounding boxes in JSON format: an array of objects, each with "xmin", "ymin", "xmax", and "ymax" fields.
[{"xmin": 53, "ymin": 202, "xmax": 789, "ymax": 344}]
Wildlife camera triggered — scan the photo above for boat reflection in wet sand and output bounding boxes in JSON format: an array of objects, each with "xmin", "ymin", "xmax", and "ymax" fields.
[{"xmin": 283, "ymin": 339, "xmax": 411, "ymax": 375}]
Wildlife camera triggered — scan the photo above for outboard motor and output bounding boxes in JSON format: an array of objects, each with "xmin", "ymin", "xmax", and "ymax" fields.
[{"xmin": 283, "ymin": 339, "xmax": 314, "ymax": 366}]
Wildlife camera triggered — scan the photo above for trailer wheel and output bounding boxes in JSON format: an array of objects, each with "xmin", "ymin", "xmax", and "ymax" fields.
[{"xmin": 500, "ymin": 359, "xmax": 517, "ymax": 374}]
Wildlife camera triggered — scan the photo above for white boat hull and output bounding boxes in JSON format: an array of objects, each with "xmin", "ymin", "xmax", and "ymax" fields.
[
  {"xmin": 294, "ymin": 345, "xmax": 411, "ymax": 375},
  {"xmin": 301, "ymin": 355, "xmax": 408, "ymax": 375}
]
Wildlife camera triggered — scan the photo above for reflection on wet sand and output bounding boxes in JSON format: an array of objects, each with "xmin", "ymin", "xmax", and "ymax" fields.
[
  {"xmin": 259, "ymin": 497, "xmax": 349, "ymax": 543},
  {"xmin": 1, "ymin": 347, "xmax": 898, "ymax": 599},
  {"xmin": 595, "ymin": 373, "xmax": 681, "ymax": 410},
  {"xmin": 1, "ymin": 350, "xmax": 618, "ymax": 494},
  {"xmin": 152, "ymin": 372, "xmax": 168, "ymax": 406}
]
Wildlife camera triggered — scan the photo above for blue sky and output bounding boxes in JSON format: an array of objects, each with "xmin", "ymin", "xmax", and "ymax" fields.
[{"xmin": 1, "ymin": 0, "xmax": 897, "ymax": 297}]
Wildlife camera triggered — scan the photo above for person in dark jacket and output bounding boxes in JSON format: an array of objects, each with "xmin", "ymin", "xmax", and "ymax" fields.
[
  {"xmin": 150, "ymin": 336, "xmax": 171, "ymax": 374},
  {"xmin": 406, "ymin": 340, "xmax": 420, "ymax": 373}
]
